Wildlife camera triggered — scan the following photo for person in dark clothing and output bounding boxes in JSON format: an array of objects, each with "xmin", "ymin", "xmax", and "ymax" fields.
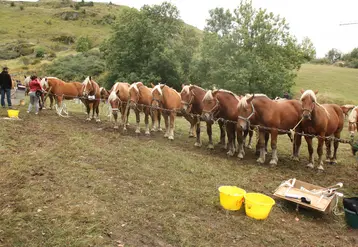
[
  {"xmin": 283, "ymin": 91, "xmax": 292, "ymax": 100},
  {"xmin": 0, "ymin": 66, "xmax": 13, "ymax": 108}
]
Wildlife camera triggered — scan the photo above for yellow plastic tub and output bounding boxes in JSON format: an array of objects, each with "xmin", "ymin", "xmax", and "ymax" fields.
[
  {"xmin": 244, "ymin": 193, "xmax": 275, "ymax": 220},
  {"xmin": 218, "ymin": 186, "xmax": 246, "ymax": 211},
  {"xmin": 7, "ymin": 109, "xmax": 19, "ymax": 118}
]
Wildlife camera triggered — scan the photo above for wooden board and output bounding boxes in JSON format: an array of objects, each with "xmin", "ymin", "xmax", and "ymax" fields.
[{"xmin": 273, "ymin": 179, "xmax": 337, "ymax": 213}]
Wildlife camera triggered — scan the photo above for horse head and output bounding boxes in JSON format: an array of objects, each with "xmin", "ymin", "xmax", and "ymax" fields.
[
  {"xmin": 82, "ymin": 76, "xmax": 96, "ymax": 98},
  {"xmin": 180, "ymin": 84, "xmax": 196, "ymax": 113},
  {"xmin": 237, "ymin": 94, "xmax": 256, "ymax": 131},
  {"xmin": 300, "ymin": 89, "xmax": 319, "ymax": 120},
  {"xmin": 201, "ymin": 89, "xmax": 219, "ymax": 122},
  {"xmin": 151, "ymin": 83, "xmax": 165, "ymax": 109},
  {"xmin": 129, "ymin": 82, "xmax": 143, "ymax": 109},
  {"xmin": 99, "ymin": 87, "xmax": 110, "ymax": 102},
  {"xmin": 348, "ymin": 107, "xmax": 358, "ymax": 137}
]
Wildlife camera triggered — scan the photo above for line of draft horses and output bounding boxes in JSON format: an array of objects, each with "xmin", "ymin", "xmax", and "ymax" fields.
[{"xmin": 23, "ymin": 76, "xmax": 358, "ymax": 172}]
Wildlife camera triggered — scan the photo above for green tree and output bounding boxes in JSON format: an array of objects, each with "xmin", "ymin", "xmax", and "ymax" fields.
[
  {"xmin": 325, "ymin": 48, "xmax": 342, "ymax": 64},
  {"xmin": 101, "ymin": 2, "xmax": 199, "ymax": 89},
  {"xmin": 194, "ymin": 0, "xmax": 305, "ymax": 97},
  {"xmin": 300, "ymin": 37, "xmax": 316, "ymax": 61},
  {"xmin": 76, "ymin": 36, "xmax": 92, "ymax": 52}
]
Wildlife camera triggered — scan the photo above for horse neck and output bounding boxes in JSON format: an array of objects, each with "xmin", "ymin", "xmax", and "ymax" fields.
[
  {"xmin": 138, "ymin": 86, "xmax": 150, "ymax": 104},
  {"xmin": 217, "ymin": 92, "xmax": 240, "ymax": 119},
  {"xmin": 251, "ymin": 97, "xmax": 272, "ymax": 124}
]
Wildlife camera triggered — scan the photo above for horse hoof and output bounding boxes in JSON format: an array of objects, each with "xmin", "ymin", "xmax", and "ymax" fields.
[
  {"xmin": 237, "ymin": 153, "xmax": 244, "ymax": 159},
  {"xmin": 292, "ymin": 156, "xmax": 300, "ymax": 162},
  {"xmin": 245, "ymin": 145, "xmax": 253, "ymax": 149},
  {"xmin": 207, "ymin": 144, "xmax": 214, "ymax": 149},
  {"xmin": 189, "ymin": 134, "xmax": 195, "ymax": 138},
  {"xmin": 135, "ymin": 129, "xmax": 141, "ymax": 134},
  {"xmin": 114, "ymin": 126, "xmax": 119, "ymax": 129},
  {"xmin": 256, "ymin": 158, "xmax": 265, "ymax": 164},
  {"xmin": 126, "ymin": 123, "xmax": 130, "ymax": 126},
  {"xmin": 145, "ymin": 131, "xmax": 150, "ymax": 135},
  {"xmin": 96, "ymin": 119, "xmax": 101, "ymax": 123},
  {"xmin": 269, "ymin": 159, "xmax": 278, "ymax": 166},
  {"xmin": 168, "ymin": 135, "xmax": 174, "ymax": 140},
  {"xmin": 86, "ymin": 118, "xmax": 91, "ymax": 121},
  {"xmin": 317, "ymin": 165, "xmax": 325, "ymax": 171},
  {"xmin": 194, "ymin": 142, "xmax": 202, "ymax": 147},
  {"xmin": 123, "ymin": 127, "xmax": 127, "ymax": 132},
  {"xmin": 158, "ymin": 128, "xmax": 163, "ymax": 132},
  {"xmin": 226, "ymin": 150, "xmax": 235, "ymax": 157},
  {"xmin": 330, "ymin": 160, "xmax": 337, "ymax": 165},
  {"xmin": 325, "ymin": 159, "xmax": 331, "ymax": 164},
  {"xmin": 306, "ymin": 163, "xmax": 314, "ymax": 169}
]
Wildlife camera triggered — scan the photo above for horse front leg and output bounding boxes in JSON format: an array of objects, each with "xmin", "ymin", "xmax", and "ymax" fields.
[
  {"xmin": 226, "ymin": 123, "xmax": 235, "ymax": 156},
  {"xmin": 56, "ymin": 96, "xmax": 63, "ymax": 116},
  {"xmin": 257, "ymin": 130, "xmax": 266, "ymax": 164},
  {"xmin": 158, "ymin": 110, "xmax": 162, "ymax": 131},
  {"xmin": 269, "ymin": 130, "xmax": 279, "ymax": 166},
  {"xmin": 317, "ymin": 133, "xmax": 325, "ymax": 171},
  {"xmin": 112, "ymin": 110, "xmax": 119, "ymax": 129},
  {"xmin": 246, "ymin": 129, "xmax": 253, "ymax": 149},
  {"xmin": 218, "ymin": 120, "xmax": 226, "ymax": 149},
  {"xmin": 194, "ymin": 118, "xmax": 202, "ymax": 147},
  {"xmin": 292, "ymin": 132, "xmax": 302, "ymax": 161},
  {"xmin": 144, "ymin": 107, "xmax": 150, "ymax": 135},
  {"xmin": 135, "ymin": 109, "xmax": 141, "ymax": 134},
  {"xmin": 151, "ymin": 108, "xmax": 158, "ymax": 132},
  {"xmin": 163, "ymin": 113, "xmax": 169, "ymax": 138},
  {"xmin": 168, "ymin": 112, "xmax": 176, "ymax": 140},
  {"xmin": 236, "ymin": 125, "xmax": 245, "ymax": 159},
  {"xmin": 206, "ymin": 121, "xmax": 214, "ymax": 149},
  {"xmin": 95, "ymin": 103, "xmax": 100, "ymax": 122},
  {"xmin": 331, "ymin": 132, "xmax": 340, "ymax": 165},
  {"xmin": 305, "ymin": 136, "xmax": 314, "ymax": 169}
]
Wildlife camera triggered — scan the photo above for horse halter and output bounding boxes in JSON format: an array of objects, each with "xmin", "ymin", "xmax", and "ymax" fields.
[
  {"xmin": 181, "ymin": 93, "xmax": 194, "ymax": 112},
  {"xmin": 202, "ymin": 98, "xmax": 220, "ymax": 117},
  {"xmin": 238, "ymin": 102, "xmax": 256, "ymax": 125},
  {"xmin": 302, "ymin": 101, "xmax": 315, "ymax": 116}
]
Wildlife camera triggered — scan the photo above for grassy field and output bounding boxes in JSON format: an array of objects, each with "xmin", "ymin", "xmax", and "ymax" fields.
[
  {"xmin": 0, "ymin": 98, "xmax": 357, "ymax": 246},
  {"xmin": 294, "ymin": 64, "xmax": 358, "ymax": 105}
]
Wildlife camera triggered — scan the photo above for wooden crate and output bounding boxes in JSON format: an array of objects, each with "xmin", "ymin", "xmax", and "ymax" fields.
[{"xmin": 273, "ymin": 179, "xmax": 338, "ymax": 213}]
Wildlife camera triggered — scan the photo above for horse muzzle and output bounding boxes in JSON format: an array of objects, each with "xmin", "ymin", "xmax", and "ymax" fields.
[
  {"xmin": 302, "ymin": 112, "xmax": 311, "ymax": 120},
  {"xmin": 201, "ymin": 112, "xmax": 213, "ymax": 122}
]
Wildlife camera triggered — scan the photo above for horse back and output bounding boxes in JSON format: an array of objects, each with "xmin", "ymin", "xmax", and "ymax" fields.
[
  {"xmin": 163, "ymin": 87, "xmax": 181, "ymax": 110},
  {"xmin": 117, "ymin": 83, "xmax": 130, "ymax": 101},
  {"xmin": 323, "ymin": 104, "xmax": 344, "ymax": 133},
  {"xmin": 138, "ymin": 86, "xmax": 152, "ymax": 106}
]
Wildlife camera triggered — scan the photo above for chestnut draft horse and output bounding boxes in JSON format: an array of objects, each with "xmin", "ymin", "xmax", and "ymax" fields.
[
  {"xmin": 348, "ymin": 106, "xmax": 358, "ymax": 137},
  {"xmin": 99, "ymin": 87, "xmax": 112, "ymax": 119},
  {"xmin": 41, "ymin": 77, "xmax": 83, "ymax": 116},
  {"xmin": 299, "ymin": 90, "xmax": 344, "ymax": 171},
  {"xmin": 181, "ymin": 84, "xmax": 227, "ymax": 149},
  {"xmin": 81, "ymin": 76, "xmax": 101, "ymax": 122},
  {"xmin": 237, "ymin": 94, "xmax": 301, "ymax": 165},
  {"xmin": 201, "ymin": 89, "xmax": 244, "ymax": 156},
  {"xmin": 151, "ymin": 83, "xmax": 184, "ymax": 140},
  {"xmin": 107, "ymin": 82, "xmax": 130, "ymax": 129},
  {"xmin": 126, "ymin": 82, "xmax": 158, "ymax": 135},
  {"xmin": 341, "ymin": 104, "xmax": 355, "ymax": 118}
]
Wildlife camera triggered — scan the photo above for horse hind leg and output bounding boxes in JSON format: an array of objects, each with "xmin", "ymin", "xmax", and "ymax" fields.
[
  {"xmin": 245, "ymin": 129, "xmax": 253, "ymax": 149},
  {"xmin": 168, "ymin": 112, "xmax": 175, "ymax": 140},
  {"xmin": 331, "ymin": 132, "xmax": 341, "ymax": 165},
  {"xmin": 144, "ymin": 108, "xmax": 150, "ymax": 135},
  {"xmin": 316, "ymin": 134, "xmax": 325, "ymax": 171},
  {"xmin": 135, "ymin": 109, "xmax": 141, "ymax": 134},
  {"xmin": 325, "ymin": 137, "xmax": 332, "ymax": 164},
  {"xmin": 95, "ymin": 104, "xmax": 100, "ymax": 122},
  {"xmin": 305, "ymin": 136, "xmax": 315, "ymax": 169},
  {"xmin": 194, "ymin": 118, "xmax": 202, "ymax": 147},
  {"xmin": 163, "ymin": 114, "xmax": 169, "ymax": 138}
]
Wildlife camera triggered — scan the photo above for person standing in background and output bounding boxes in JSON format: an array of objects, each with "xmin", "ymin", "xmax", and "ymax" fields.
[
  {"xmin": 27, "ymin": 75, "xmax": 43, "ymax": 115},
  {"xmin": 0, "ymin": 66, "xmax": 13, "ymax": 108}
]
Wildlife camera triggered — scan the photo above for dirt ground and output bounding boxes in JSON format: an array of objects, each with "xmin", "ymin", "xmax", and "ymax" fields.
[{"xmin": 0, "ymin": 103, "xmax": 357, "ymax": 247}]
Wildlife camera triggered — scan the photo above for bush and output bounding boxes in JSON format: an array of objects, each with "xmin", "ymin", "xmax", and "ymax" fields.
[
  {"xmin": 311, "ymin": 58, "xmax": 330, "ymax": 65},
  {"xmin": 21, "ymin": 57, "xmax": 31, "ymax": 65},
  {"xmin": 10, "ymin": 2, "xmax": 15, "ymax": 7},
  {"xmin": 76, "ymin": 36, "xmax": 92, "ymax": 52},
  {"xmin": 74, "ymin": 4, "xmax": 80, "ymax": 10},
  {"xmin": 51, "ymin": 34, "xmax": 76, "ymax": 45},
  {"xmin": 35, "ymin": 47, "xmax": 46, "ymax": 58},
  {"xmin": 44, "ymin": 52, "xmax": 106, "ymax": 81},
  {"xmin": 19, "ymin": 6, "xmax": 24, "ymax": 11}
]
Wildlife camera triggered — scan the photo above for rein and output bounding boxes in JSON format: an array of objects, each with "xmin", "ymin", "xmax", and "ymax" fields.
[
  {"xmin": 181, "ymin": 93, "xmax": 194, "ymax": 113},
  {"xmin": 238, "ymin": 102, "xmax": 256, "ymax": 126}
]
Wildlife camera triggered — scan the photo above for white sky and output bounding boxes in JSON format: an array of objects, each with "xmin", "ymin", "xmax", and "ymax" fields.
[{"xmin": 103, "ymin": 0, "xmax": 358, "ymax": 58}]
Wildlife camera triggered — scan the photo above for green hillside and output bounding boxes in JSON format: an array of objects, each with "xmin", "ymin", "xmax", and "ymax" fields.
[{"xmin": 294, "ymin": 64, "xmax": 358, "ymax": 105}]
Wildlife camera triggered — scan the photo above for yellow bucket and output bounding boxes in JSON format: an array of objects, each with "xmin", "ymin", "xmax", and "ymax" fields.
[
  {"xmin": 218, "ymin": 186, "xmax": 246, "ymax": 211},
  {"xmin": 244, "ymin": 193, "xmax": 275, "ymax": 220},
  {"xmin": 7, "ymin": 109, "xmax": 19, "ymax": 118}
]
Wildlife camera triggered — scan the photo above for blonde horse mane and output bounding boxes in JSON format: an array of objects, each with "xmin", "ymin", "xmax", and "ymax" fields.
[
  {"xmin": 300, "ymin": 90, "xmax": 330, "ymax": 117},
  {"xmin": 108, "ymin": 82, "xmax": 120, "ymax": 102},
  {"xmin": 238, "ymin": 93, "xmax": 269, "ymax": 108}
]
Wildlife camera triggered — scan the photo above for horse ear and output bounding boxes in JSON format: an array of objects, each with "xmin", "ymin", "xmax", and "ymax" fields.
[
  {"xmin": 151, "ymin": 83, "xmax": 155, "ymax": 88},
  {"xmin": 137, "ymin": 82, "xmax": 144, "ymax": 88},
  {"xmin": 300, "ymin": 89, "xmax": 305, "ymax": 94},
  {"xmin": 89, "ymin": 76, "xmax": 92, "ymax": 80},
  {"xmin": 181, "ymin": 84, "xmax": 185, "ymax": 89},
  {"xmin": 212, "ymin": 90, "xmax": 218, "ymax": 98},
  {"xmin": 24, "ymin": 75, "xmax": 27, "ymax": 79},
  {"xmin": 314, "ymin": 90, "xmax": 319, "ymax": 95},
  {"xmin": 160, "ymin": 84, "xmax": 165, "ymax": 89},
  {"xmin": 247, "ymin": 94, "xmax": 255, "ymax": 104}
]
